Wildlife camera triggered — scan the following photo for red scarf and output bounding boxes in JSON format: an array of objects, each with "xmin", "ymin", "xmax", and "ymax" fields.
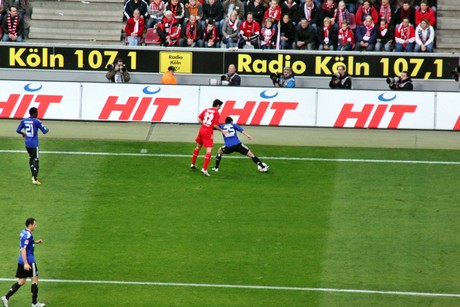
[
  {"xmin": 204, "ymin": 26, "xmax": 217, "ymax": 41},
  {"xmin": 399, "ymin": 25, "xmax": 409, "ymax": 40},
  {"xmin": 339, "ymin": 28, "xmax": 350, "ymax": 44},
  {"xmin": 304, "ymin": 4, "xmax": 312, "ymax": 21},
  {"xmin": 7, "ymin": 14, "xmax": 19, "ymax": 35},
  {"xmin": 185, "ymin": 22, "xmax": 198, "ymax": 39},
  {"xmin": 170, "ymin": 4, "xmax": 179, "ymax": 17},
  {"xmin": 379, "ymin": 4, "xmax": 391, "ymax": 23},
  {"xmin": 323, "ymin": 25, "xmax": 330, "ymax": 39},
  {"xmin": 334, "ymin": 8, "xmax": 344, "ymax": 25},
  {"xmin": 365, "ymin": 23, "xmax": 374, "ymax": 37}
]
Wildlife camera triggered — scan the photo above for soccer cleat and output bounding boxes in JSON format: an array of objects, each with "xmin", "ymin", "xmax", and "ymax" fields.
[
  {"xmin": 190, "ymin": 164, "xmax": 196, "ymax": 169},
  {"xmin": 32, "ymin": 178, "xmax": 42, "ymax": 185},
  {"xmin": 31, "ymin": 303, "xmax": 46, "ymax": 307},
  {"xmin": 212, "ymin": 168, "xmax": 219, "ymax": 172},
  {"xmin": 201, "ymin": 168, "xmax": 210, "ymax": 177},
  {"xmin": 2, "ymin": 296, "xmax": 8, "ymax": 307}
]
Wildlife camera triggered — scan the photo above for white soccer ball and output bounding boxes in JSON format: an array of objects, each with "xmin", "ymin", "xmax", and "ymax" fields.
[{"xmin": 258, "ymin": 163, "xmax": 268, "ymax": 173}]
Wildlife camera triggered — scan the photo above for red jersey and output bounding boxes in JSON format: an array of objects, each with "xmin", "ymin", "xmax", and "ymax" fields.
[{"xmin": 198, "ymin": 107, "xmax": 220, "ymax": 136}]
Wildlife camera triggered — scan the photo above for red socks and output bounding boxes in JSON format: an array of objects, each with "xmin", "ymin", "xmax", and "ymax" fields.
[
  {"xmin": 203, "ymin": 152, "xmax": 212, "ymax": 171},
  {"xmin": 191, "ymin": 148, "xmax": 200, "ymax": 165}
]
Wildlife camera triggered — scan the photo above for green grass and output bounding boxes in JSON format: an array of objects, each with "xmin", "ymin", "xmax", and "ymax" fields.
[{"xmin": 0, "ymin": 138, "xmax": 459, "ymax": 306}]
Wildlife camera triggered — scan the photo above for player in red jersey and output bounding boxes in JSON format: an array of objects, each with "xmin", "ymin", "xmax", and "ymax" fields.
[{"xmin": 191, "ymin": 99, "xmax": 227, "ymax": 176}]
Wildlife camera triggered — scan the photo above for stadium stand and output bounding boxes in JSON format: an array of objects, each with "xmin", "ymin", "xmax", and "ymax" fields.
[
  {"xmin": 436, "ymin": 0, "xmax": 460, "ymax": 53},
  {"xmin": 28, "ymin": 0, "xmax": 123, "ymax": 43}
]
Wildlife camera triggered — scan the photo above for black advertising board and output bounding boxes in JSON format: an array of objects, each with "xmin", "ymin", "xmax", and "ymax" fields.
[{"xmin": 1, "ymin": 44, "xmax": 458, "ymax": 79}]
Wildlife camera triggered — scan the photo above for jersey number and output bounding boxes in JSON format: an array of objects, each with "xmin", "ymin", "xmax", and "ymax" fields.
[
  {"xmin": 203, "ymin": 112, "xmax": 214, "ymax": 127},
  {"xmin": 25, "ymin": 123, "xmax": 34, "ymax": 137}
]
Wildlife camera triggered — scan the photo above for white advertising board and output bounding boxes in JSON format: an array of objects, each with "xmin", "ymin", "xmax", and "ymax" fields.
[
  {"xmin": 0, "ymin": 81, "xmax": 81, "ymax": 120},
  {"xmin": 80, "ymin": 84, "xmax": 200, "ymax": 123},
  {"xmin": 435, "ymin": 92, "xmax": 460, "ymax": 130},
  {"xmin": 5, "ymin": 80, "xmax": 459, "ymax": 131},
  {"xmin": 317, "ymin": 90, "xmax": 435, "ymax": 129},
  {"xmin": 199, "ymin": 86, "xmax": 316, "ymax": 126}
]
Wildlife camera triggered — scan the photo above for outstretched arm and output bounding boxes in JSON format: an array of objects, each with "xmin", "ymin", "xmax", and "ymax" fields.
[{"xmin": 242, "ymin": 130, "xmax": 253, "ymax": 141}]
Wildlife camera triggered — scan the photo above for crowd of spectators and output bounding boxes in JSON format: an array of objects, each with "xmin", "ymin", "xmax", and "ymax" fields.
[{"xmin": 122, "ymin": 0, "xmax": 437, "ymax": 52}]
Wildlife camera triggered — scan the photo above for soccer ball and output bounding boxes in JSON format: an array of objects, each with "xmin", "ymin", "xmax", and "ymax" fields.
[{"xmin": 258, "ymin": 163, "xmax": 268, "ymax": 173}]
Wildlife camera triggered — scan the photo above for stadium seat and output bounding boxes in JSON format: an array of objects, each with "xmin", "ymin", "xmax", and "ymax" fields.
[
  {"xmin": 349, "ymin": 13, "xmax": 356, "ymax": 30},
  {"xmin": 144, "ymin": 28, "xmax": 162, "ymax": 46}
]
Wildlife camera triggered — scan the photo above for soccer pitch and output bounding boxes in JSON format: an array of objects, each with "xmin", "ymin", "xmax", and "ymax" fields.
[{"xmin": 1, "ymin": 138, "xmax": 459, "ymax": 306}]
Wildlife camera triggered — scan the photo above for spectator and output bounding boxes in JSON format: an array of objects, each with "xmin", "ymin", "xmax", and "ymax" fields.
[
  {"xmin": 329, "ymin": 65, "xmax": 352, "ymax": 89},
  {"xmin": 280, "ymin": 0, "xmax": 299, "ymax": 24},
  {"xmin": 388, "ymin": 70, "xmax": 413, "ymax": 90},
  {"xmin": 157, "ymin": 10, "xmax": 182, "ymax": 46},
  {"xmin": 355, "ymin": 0, "xmax": 379, "ymax": 26},
  {"xmin": 355, "ymin": 15, "xmax": 377, "ymax": 51},
  {"xmin": 415, "ymin": 0, "xmax": 435, "ymax": 27},
  {"xmin": 221, "ymin": 10, "xmax": 241, "ymax": 48},
  {"xmin": 203, "ymin": 0, "xmax": 224, "ymax": 35},
  {"xmin": 263, "ymin": 0, "xmax": 282, "ymax": 24},
  {"xmin": 246, "ymin": 0, "xmax": 265, "ymax": 26},
  {"xmin": 179, "ymin": 14, "xmax": 203, "ymax": 47},
  {"xmin": 125, "ymin": 9, "xmax": 145, "ymax": 46},
  {"xmin": 294, "ymin": 18, "xmax": 316, "ymax": 50},
  {"xmin": 146, "ymin": 0, "xmax": 165, "ymax": 28},
  {"xmin": 2, "ymin": 6, "xmax": 23, "ymax": 42},
  {"xmin": 394, "ymin": 17, "xmax": 415, "ymax": 52},
  {"xmin": 337, "ymin": 20, "xmax": 355, "ymax": 50},
  {"xmin": 238, "ymin": 12, "xmax": 260, "ymax": 49},
  {"xmin": 393, "ymin": 0, "xmax": 415, "ymax": 27},
  {"xmin": 274, "ymin": 66, "xmax": 295, "ymax": 88},
  {"xmin": 10, "ymin": 0, "xmax": 31, "ymax": 38},
  {"xmin": 343, "ymin": 0, "xmax": 357, "ymax": 14},
  {"xmin": 106, "ymin": 58, "xmax": 130, "ymax": 83},
  {"xmin": 123, "ymin": 0, "xmax": 148, "ymax": 21},
  {"xmin": 414, "ymin": 18, "xmax": 434, "ymax": 52},
  {"xmin": 164, "ymin": 0, "xmax": 185, "ymax": 24},
  {"xmin": 318, "ymin": 17, "xmax": 338, "ymax": 50},
  {"xmin": 331, "ymin": 1, "xmax": 351, "ymax": 30},
  {"xmin": 221, "ymin": 64, "xmax": 241, "ymax": 86},
  {"xmin": 321, "ymin": 0, "xmax": 337, "ymax": 19},
  {"xmin": 375, "ymin": 19, "xmax": 394, "ymax": 51},
  {"xmin": 413, "ymin": 0, "xmax": 436, "ymax": 11},
  {"xmin": 297, "ymin": 0, "xmax": 321, "ymax": 31},
  {"xmin": 279, "ymin": 13, "xmax": 295, "ymax": 49},
  {"xmin": 378, "ymin": 0, "xmax": 393, "ymax": 25},
  {"xmin": 223, "ymin": 0, "xmax": 245, "ymax": 21},
  {"xmin": 203, "ymin": 19, "xmax": 220, "ymax": 47},
  {"xmin": 162, "ymin": 66, "xmax": 177, "ymax": 84},
  {"xmin": 184, "ymin": 0, "xmax": 204, "ymax": 27},
  {"xmin": 260, "ymin": 17, "xmax": 277, "ymax": 49},
  {"xmin": 0, "ymin": 3, "xmax": 4, "ymax": 25}
]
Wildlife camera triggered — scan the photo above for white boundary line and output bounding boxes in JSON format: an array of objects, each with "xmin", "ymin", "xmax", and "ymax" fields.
[
  {"xmin": 0, "ymin": 278, "xmax": 459, "ymax": 298},
  {"xmin": 1, "ymin": 150, "xmax": 460, "ymax": 165}
]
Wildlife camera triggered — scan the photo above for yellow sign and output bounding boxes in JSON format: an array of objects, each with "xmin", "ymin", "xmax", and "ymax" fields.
[{"xmin": 159, "ymin": 51, "xmax": 193, "ymax": 73}]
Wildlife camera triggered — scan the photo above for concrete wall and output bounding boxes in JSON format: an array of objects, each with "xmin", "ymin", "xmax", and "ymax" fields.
[{"xmin": 3, "ymin": 68, "xmax": 460, "ymax": 92}]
